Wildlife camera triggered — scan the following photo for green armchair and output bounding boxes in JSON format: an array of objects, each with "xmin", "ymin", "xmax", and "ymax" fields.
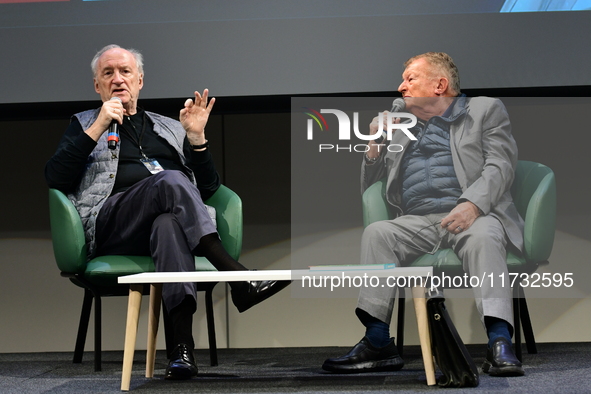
[
  {"xmin": 362, "ymin": 160, "xmax": 556, "ymax": 360},
  {"xmin": 49, "ymin": 185, "xmax": 243, "ymax": 371}
]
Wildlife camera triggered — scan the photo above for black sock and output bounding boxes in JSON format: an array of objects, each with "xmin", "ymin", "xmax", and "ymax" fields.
[
  {"xmin": 193, "ymin": 233, "xmax": 247, "ymax": 291},
  {"xmin": 168, "ymin": 296, "xmax": 197, "ymax": 352},
  {"xmin": 194, "ymin": 233, "xmax": 247, "ymax": 271}
]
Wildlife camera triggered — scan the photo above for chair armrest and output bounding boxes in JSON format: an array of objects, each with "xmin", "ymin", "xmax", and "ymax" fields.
[
  {"xmin": 362, "ymin": 178, "xmax": 392, "ymax": 227},
  {"xmin": 49, "ymin": 188, "xmax": 88, "ymax": 274},
  {"xmin": 523, "ymin": 171, "xmax": 556, "ymax": 262},
  {"xmin": 204, "ymin": 185, "xmax": 243, "ymax": 260}
]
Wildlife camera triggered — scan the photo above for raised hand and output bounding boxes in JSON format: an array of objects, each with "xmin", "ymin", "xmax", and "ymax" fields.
[{"xmin": 180, "ymin": 89, "xmax": 216, "ymax": 146}]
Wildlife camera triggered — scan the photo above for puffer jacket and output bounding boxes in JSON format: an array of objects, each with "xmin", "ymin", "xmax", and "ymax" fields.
[{"xmin": 400, "ymin": 115, "xmax": 463, "ymax": 215}]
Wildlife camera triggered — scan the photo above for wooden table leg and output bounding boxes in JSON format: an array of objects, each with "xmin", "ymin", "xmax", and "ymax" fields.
[
  {"xmin": 121, "ymin": 284, "xmax": 143, "ymax": 392},
  {"xmin": 146, "ymin": 283, "xmax": 162, "ymax": 378},
  {"xmin": 412, "ymin": 285, "xmax": 436, "ymax": 386}
]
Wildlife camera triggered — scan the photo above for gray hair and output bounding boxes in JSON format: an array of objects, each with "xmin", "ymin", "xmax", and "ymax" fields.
[
  {"xmin": 404, "ymin": 52, "xmax": 461, "ymax": 95},
  {"xmin": 91, "ymin": 44, "xmax": 144, "ymax": 77}
]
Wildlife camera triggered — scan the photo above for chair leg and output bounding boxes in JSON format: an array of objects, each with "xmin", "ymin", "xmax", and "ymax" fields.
[
  {"xmin": 517, "ymin": 284, "xmax": 537, "ymax": 355},
  {"xmin": 512, "ymin": 285, "xmax": 522, "ymax": 362},
  {"xmin": 205, "ymin": 285, "xmax": 219, "ymax": 366},
  {"xmin": 146, "ymin": 284, "xmax": 162, "ymax": 378},
  {"xmin": 73, "ymin": 288, "xmax": 93, "ymax": 364},
  {"xmin": 121, "ymin": 284, "xmax": 143, "ymax": 392},
  {"xmin": 396, "ymin": 287, "xmax": 405, "ymax": 358},
  {"xmin": 93, "ymin": 289, "xmax": 102, "ymax": 372}
]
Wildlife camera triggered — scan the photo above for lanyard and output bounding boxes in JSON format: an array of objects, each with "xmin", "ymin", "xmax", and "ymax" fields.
[{"xmin": 121, "ymin": 111, "xmax": 149, "ymax": 160}]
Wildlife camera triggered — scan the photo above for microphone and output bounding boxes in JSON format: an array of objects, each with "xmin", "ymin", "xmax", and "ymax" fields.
[
  {"xmin": 391, "ymin": 97, "xmax": 406, "ymax": 112},
  {"xmin": 107, "ymin": 97, "xmax": 122, "ymax": 150},
  {"xmin": 375, "ymin": 98, "xmax": 407, "ymax": 143}
]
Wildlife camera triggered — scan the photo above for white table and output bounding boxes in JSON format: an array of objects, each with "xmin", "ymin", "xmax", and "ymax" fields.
[{"xmin": 117, "ymin": 268, "xmax": 436, "ymax": 391}]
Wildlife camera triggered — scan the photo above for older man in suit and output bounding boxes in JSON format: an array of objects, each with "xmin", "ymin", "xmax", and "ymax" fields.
[{"xmin": 322, "ymin": 52, "xmax": 525, "ymax": 377}]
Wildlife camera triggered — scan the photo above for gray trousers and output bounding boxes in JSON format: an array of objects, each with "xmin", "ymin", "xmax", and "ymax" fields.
[
  {"xmin": 95, "ymin": 170, "xmax": 217, "ymax": 312},
  {"xmin": 357, "ymin": 213, "xmax": 513, "ymax": 330}
]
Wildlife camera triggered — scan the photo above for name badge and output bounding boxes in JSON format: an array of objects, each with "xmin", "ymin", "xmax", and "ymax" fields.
[{"xmin": 140, "ymin": 158, "xmax": 164, "ymax": 174}]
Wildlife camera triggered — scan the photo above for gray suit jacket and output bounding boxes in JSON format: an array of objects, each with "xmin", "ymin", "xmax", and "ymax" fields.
[{"xmin": 361, "ymin": 96, "xmax": 524, "ymax": 252}]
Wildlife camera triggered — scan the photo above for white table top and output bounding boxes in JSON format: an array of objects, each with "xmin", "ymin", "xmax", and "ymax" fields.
[{"xmin": 118, "ymin": 266, "xmax": 433, "ymax": 284}]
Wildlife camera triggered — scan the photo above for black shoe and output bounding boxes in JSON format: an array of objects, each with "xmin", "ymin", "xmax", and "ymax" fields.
[
  {"xmin": 482, "ymin": 337, "xmax": 524, "ymax": 377},
  {"xmin": 322, "ymin": 337, "xmax": 404, "ymax": 373},
  {"xmin": 164, "ymin": 343, "xmax": 198, "ymax": 380},
  {"xmin": 231, "ymin": 278, "xmax": 291, "ymax": 313}
]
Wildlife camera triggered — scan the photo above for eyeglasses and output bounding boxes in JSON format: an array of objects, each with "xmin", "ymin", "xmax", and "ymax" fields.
[{"xmin": 397, "ymin": 220, "xmax": 446, "ymax": 255}]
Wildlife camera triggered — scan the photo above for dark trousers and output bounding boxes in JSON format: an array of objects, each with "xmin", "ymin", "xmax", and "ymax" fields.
[{"xmin": 95, "ymin": 170, "xmax": 217, "ymax": 312}]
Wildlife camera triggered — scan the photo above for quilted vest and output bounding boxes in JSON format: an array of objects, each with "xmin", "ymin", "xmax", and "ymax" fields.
[
  {"xmin": 69, "ymin": 109, "xmax": 194, "ymax": 258},
  {"xmin": 401, "ymin": 116, "xmax": 463, "ymax": 215}
]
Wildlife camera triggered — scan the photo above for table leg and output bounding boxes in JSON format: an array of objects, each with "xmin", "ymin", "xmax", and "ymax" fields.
[
  {"xmin": 121, "ymin": 284, "xmax": 143, "ymax": 392},
  {"xmin": 146, "ymin": 283, "xmax": 162, "ymax": 378},
  {"xmin": 412, "ymin": 285, "xmax": 436, "ymax": 386}
]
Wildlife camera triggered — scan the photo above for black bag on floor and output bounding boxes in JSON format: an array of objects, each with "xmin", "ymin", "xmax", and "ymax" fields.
[{"xmin": 426, "ymin": 291, "xmax": 479, "ymax": 388}]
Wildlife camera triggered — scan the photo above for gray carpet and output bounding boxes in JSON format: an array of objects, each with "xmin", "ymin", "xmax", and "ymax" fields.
[{"xmin": 0, "ymin": 343, "xmax": 589, "ymax": 393}]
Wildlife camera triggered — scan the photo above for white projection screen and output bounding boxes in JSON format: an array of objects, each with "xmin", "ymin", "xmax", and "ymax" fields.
[{"xmin": 1, "ymin": 0, "xmax": 590, "ymax": 104}]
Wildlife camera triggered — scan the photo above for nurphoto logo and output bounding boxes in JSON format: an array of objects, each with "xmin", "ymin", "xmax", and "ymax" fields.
[{"xmin": 303, "ymin": 108, "xmax": 417, "ymax": 153}]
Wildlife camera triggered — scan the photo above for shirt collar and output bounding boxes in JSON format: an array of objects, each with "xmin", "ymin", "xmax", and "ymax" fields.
[{"xmin": 440, "ymin": 94, "xmax": 467, "ymax": 122}]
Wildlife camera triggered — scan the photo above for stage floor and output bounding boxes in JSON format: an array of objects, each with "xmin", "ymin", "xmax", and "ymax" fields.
[{"xmin": 0, "ymin": 342, "xmax": 588, "ymax": 393}]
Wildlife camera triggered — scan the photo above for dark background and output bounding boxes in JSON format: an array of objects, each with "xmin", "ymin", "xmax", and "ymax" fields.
[{"xmin": 2, "ymin": 87, "xmax": 590, "ymax": 249}]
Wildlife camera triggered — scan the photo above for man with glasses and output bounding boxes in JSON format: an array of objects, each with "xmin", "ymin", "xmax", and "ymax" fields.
[{"xmin": 322, "ymin": 52, "xmax": 525, "ymax": 377}]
